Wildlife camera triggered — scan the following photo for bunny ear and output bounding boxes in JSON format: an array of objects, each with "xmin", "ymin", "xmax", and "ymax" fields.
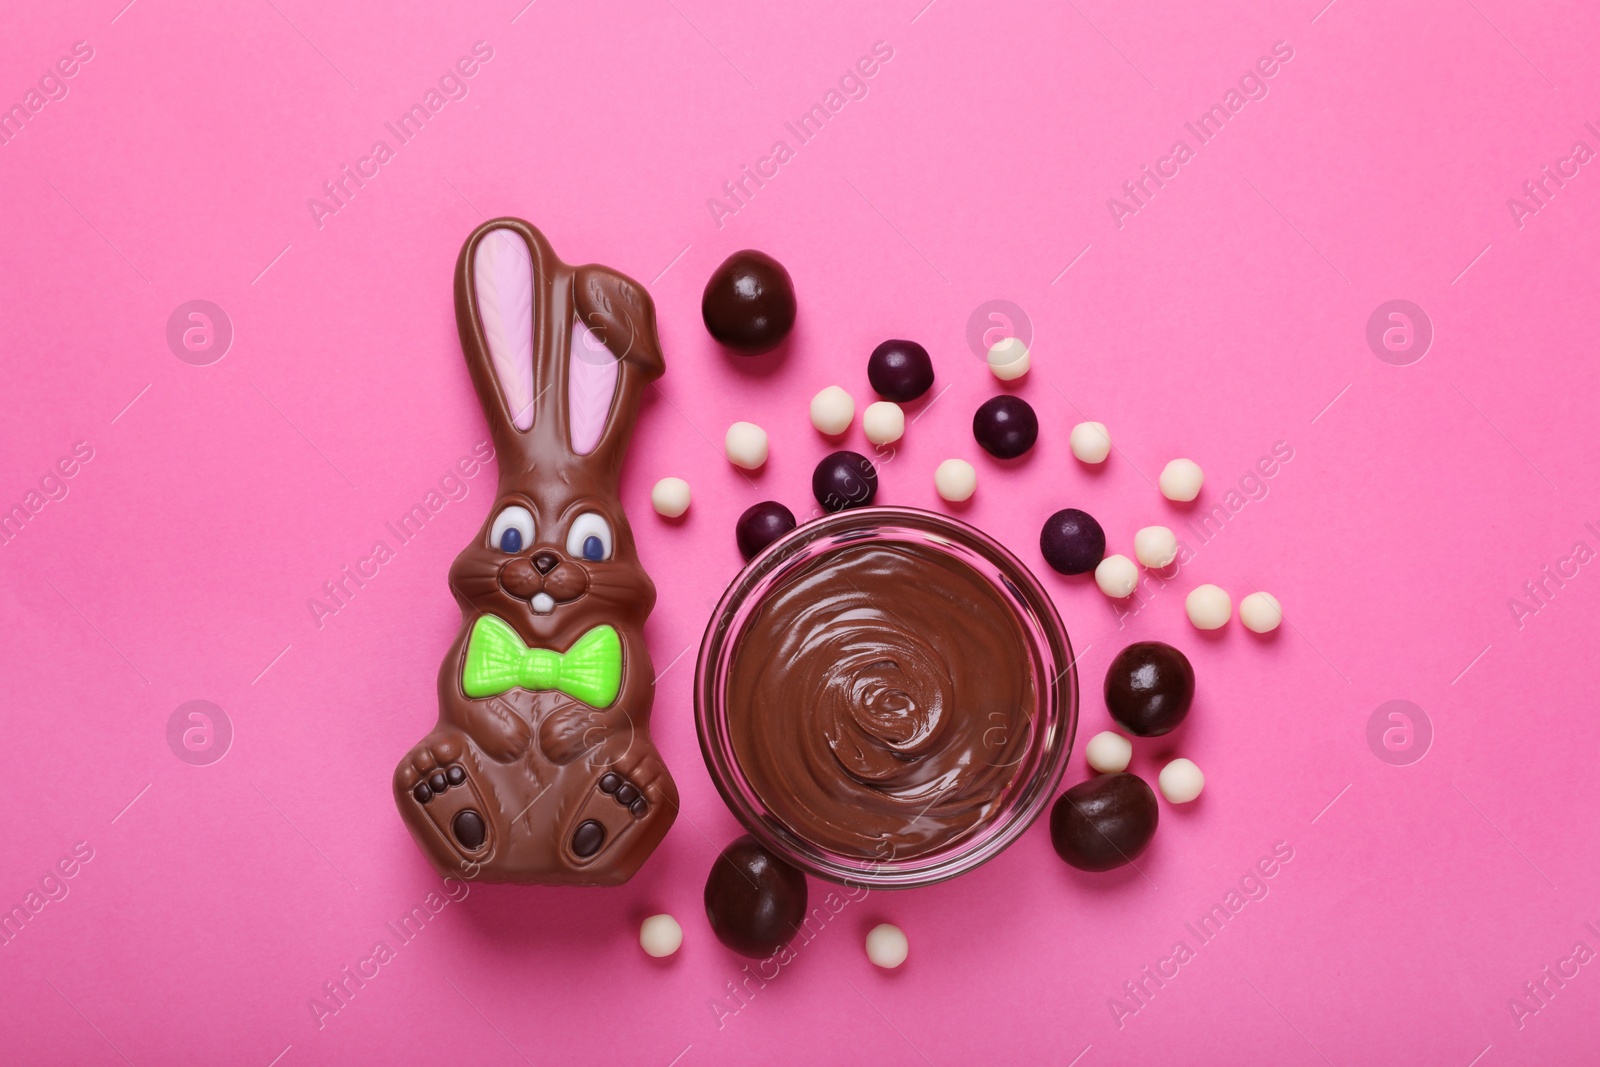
[
  {"xmin": 473, "ymin": 229, "xmax": 537, "ymax": 430},
  {"xmin": 565, "ymin": 265, "xmax": 664, "ymax": 464},
  {"xmin": 453, "ymin": 220, "xmax": 558, "ymax": 456},
  {"xmin": 568, "ymin": 317, "xmax": 620, "ymax": 455}
]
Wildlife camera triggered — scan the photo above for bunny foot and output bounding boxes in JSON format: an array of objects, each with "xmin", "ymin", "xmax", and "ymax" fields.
[
  {"xmin": 396, "ymin": 733, "xmax": 495, "ymax": 862},
  {"xmin": 564, "ymin": 768, "xmax": 658, "ymax": 865}
]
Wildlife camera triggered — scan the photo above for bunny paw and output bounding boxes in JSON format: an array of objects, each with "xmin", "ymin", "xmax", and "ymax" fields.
[
  {"xmin": 565, "ymin": 770, "xmax": 652, "ymax": 863},
  {"xmin": 397, "ymin": 734, "xmax": 494, "ymax": 860}
]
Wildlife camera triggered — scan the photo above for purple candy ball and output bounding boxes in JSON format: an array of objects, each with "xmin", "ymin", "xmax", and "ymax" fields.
[
  {"xmin": 736, "ymin": 501, "xmax": 797, "ymax": 560},
  {"xmin": 973, "ymin": 395, "xmax": 1038, "ymax": 459},
  {"xmin": 1040, "ymin": 508, "xmax": 1106, "ymax": 575}
]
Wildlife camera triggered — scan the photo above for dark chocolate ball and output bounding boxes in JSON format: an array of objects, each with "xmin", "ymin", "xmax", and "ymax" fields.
[
  {"xmin": 701, "ymin": 250, "xmax": 796, "ymax": 356},
  {"xmin": 867, "ymin": 339, "xmax": 934, "ymax": 402},
  {"xmin": 704, "ymin": 835, "xmax": 808, "ymax": 958},
  {"xmin": 736, "ymin": 501, "xmax": 798, "ymax": 560},
  {"xmin": 1049, "ymin": 772, "xmax": 1159, "ymax": 872},
  {"xmin": 1040, "ymin": 508, "xmax": 1106, "ymax": 575},
  {"xmin": 972, "ymin": 395, "xmax": 1038, "ymax": 459},
  {"xmin": 812, "ymin": 450, "xmax": 878, "ymax": 512},
  {"xmin": 1104, "ymin": 641, "xmax": 1195, "ymax": 737}
]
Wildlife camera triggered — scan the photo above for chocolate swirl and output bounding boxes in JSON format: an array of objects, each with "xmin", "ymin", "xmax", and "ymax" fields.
[{"xmin": 727, "ymin": 541, "xmax": 1036, "ymax": 860}]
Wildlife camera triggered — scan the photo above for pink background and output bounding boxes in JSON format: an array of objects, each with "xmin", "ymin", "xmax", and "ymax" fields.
[{"xmin": 3, "ymin": 0, "xmax": 1599, "ymax": 1063}]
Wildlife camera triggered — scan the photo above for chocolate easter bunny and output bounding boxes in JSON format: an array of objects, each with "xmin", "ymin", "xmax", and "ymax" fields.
[{"xmin": 394, "ymin": 218, "xmax": 677, "ymax": 886}]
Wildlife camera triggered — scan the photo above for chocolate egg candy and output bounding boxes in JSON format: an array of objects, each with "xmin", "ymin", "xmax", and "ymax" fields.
[
  {"xmin": 736, "ymin": 501, "xmax": 797, "ymax": 560},
  {"xmin": 1049, "ymin": 772, "xmax": 1159, "ymax": 871},
  {"xmin": 704, "ymin": 835, "xmax": 808, "ymax": 958},
  {"xmin": 867, "ymin": 339, "xmax": 934, "ymax": 402},
  {"xmin": 1040, "ymin": 508, "xmax": 1106, "ymax": 575},
  {"xmin": 701, "ymin": 251, "xmax": 796, "ymax": 356},
  {"xmin": 1104, "ymin": 641, "xmax": 1195, "ymax": 737},
  {"xmin": 812, "ymin": 450, "xmax": 878, "ymax": 512},
  {"xmin": 972, "ymin": 395, "xmax": 1038, "ymax": 459}
]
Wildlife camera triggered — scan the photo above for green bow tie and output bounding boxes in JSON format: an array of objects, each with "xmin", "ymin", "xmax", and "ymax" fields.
[{"xmin": 461, "ymin": 616, "xmax": 622, "ymax": 708}]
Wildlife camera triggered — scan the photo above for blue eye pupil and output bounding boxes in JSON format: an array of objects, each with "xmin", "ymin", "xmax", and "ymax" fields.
[
  {"xmin": 583, "ymin": 535, "xmax": 604, "ymax": 561},
  {"xmin": 499, "ymin": 527, "xmax": 522, "ymax": 553}
]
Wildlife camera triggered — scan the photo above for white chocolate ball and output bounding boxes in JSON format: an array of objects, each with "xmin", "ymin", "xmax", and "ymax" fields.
[
  {"xmin": 1186, "ymin": 584, "xmax": 1231, "ymax": 629},
  {"xmin": 862, "ymin": 401, "xmax": 905, "ymax": 446},
  {"xmin": 1085, "ymin": 731, "xmax": 1133, "ymax": 774},
  {"xmin": 1158, "ymin": 758, "xmax": 1205, "ymax": 803},
  {"xmin": 1159, "ymin": 458, "xmax": 1204, "ymax": 502},
  {"xmin": 865, "ymin": 923, "xmax": 909, "ymax": 969},
  {"xmin": 810, "ymin": 386, "xmax": 855, "ymax": 436},
  {"xmin": 1095, "ymin": 554, "xmax": 1139, "ymax": 598},
  {"xmin": 986, "ymin": 338, "xmax": 1030, "ymax": 381},
  {"xmin": 650, "ymin": 477, "xmax": 691, "ymax": 518},
  {"xmin": 934, "ymin": 459, "xmax": 976, "ymax": 503},
  {"xmin": 1069, "ymin": 421, "xmax": 1111, "ymax": 464},
  {"xmin": 1239, "ymin": 591, "xmax": 1283, "ymax": 633},
  {"xmin": 1133, "ymin": 525, "xmax": 1178, "ymax": 569},
  {"xmin": 724, "ymin": 421, "xmax": 769, "ymax": 470},
  {"xmin": 639, "ymin": 914, "xmax": 683, "ymax": 958}
]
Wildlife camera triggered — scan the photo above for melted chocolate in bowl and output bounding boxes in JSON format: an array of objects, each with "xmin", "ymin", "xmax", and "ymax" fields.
[
  {"xmin": 698, "ymin": 508, "xmax": 1077, "ymax": 887},
  {"xmin": 728, "ymin": 541, "xmax": 1035, "ymax": 858}
]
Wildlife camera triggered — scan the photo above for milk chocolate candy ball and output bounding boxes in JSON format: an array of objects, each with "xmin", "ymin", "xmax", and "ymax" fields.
[
  {"xmin": 1049, "ymin": 772, "xmax": 1159, "ymax": 871},
  {"xmin": 1040, "ymin": 508, "xmax": 1106, "ymax": 575},
  {"xmin": 702, "ymin": 251, "xmax": 796, "ymax": 355},
  {"xmin": 1104, "ymin": 641, "xmax": 1195, "ymax": 737},
  {"xmin": 704, "ymin": 835, "xmax": 808, "ymax": 958},
  {"xmin": 868, "ymin": 339, "xmax": 934, "ymax": 402},
  {"xmin": 813, "ymin": 450, "xmax": 878, "ymax": 512},
  {"xmin": 972, "ymin": 395, "xmax": 1038, "ymax": 459},
  {"xmin": 736, "ymin": 501, "xmax": 797, "ymax": 560}
]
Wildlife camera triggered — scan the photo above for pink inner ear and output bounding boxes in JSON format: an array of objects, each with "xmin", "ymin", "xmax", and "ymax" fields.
[
  {"xmin": 568, "ymin": 319, "xmax": 620, "ymax": 455},
  {"xmin": 473, "ymin": 230, "xmax": 536, "ymax": 431}
]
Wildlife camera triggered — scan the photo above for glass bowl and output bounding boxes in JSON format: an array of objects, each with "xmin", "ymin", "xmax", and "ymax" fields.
[{"xmin": 694, "ymin": 506, "xmax": 1078, "ymax": 888}]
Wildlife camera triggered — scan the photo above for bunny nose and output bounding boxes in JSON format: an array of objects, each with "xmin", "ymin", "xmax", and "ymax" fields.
[{"xmin": 532, "ymin": 551, "xmax": 560, "ymax": 575}]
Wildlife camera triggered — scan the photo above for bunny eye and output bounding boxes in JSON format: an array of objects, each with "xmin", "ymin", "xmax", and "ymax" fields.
[
  {"xmin": 565, "ymin": 512, "xmax": 614, "ymax": 562},
  {"xmin": 489, "ymin": 506, "xmax": 534, "ymax": 554}
]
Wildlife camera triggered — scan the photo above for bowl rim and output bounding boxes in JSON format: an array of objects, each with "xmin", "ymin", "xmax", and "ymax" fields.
[{"xmin": 693, "ymin": 505, "xmax": 1078, "ymax": 889}]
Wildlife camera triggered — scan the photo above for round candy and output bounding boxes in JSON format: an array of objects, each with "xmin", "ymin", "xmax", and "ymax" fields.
[
  {"xmin": 704, "ymin": 835, "xmax": 808, "ymax": 958},
  {"xmin": 736, "ymin": 501, "xmax": 797, "ymax": 560},
  {"xmin": 934, "ymin": 458, "xmax": 976, "ymax": 503},
  {"xmin": 1239, "ymin": 591, "xmax": 1283, "ymax": 633},
  {"xmin": 862, "ymin": 401, "xmax": 904, "ymax": 446},
  {"xmin": 1085, "ymin": 730, "xmax": 1133, "ymax": 774},
  {"xmin": 725, "ymin": 421, "xmax": 769, "ymax": 470},
  {"xmin": 1069, "ymin": 421, "xmax": 1111, "ymax": 464},
  {"xmin": 1094, "ymin": 554, "xmax": 1139, "ymax": 598},
  {"xmin": 865, "ymin": 923, "xmax": 909, "ymax": 969},
  {"xmin": 810, "ymin": 386, "xmax": 855, "ymax": 436},
  {"xmin": 867, "ymin": 339, "xmax": 934, "ymax": 402},
  {"xmin": 1104, "ymin": 641, "xmax": 1195, "ymax": 737},
  {"xmin": 812, "ymin": 450, "xmax": 878, "ymax": 512},
  {"xmin": 702, "ymin": 250, "xmax": 796, "ymax": 356},
  {"xmin": 650, "ymin": 477, "xmax": 691, "ymax": 519},
  {"xmin": 972, "ymin": 396, "xmax": 1038, "ymax": 459},
  {"xmin": 1159, "ymin": 458, "xmax": 1204, "ymax": 502},
  {"xmin": 986, "ymin": 338, "xmax": 1030, "ymax": 381},
  {"xmin": 1158, "ymin": 758, "xmax": 1205, "ymax": 804},
  {"xmin": 1133, "ymin": 525, "xmax": 1178, "ymax": 569},
  {"xmin": 1049, "ymin": 772, "xmax": 1159, "ymax": 872},
  {"xmin": 1039, "ymin": 508, "xmax": 1105, "ymax": 575},
  {"xmin": 640, "ymin": 913, "xmax": 684, "ymax": 958},
  {"xmin": 1185, "ymin": 584, "xmax": 1231, "ymax": 630}
]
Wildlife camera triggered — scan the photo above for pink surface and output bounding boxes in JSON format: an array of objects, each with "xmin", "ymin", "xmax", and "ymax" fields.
[{"xmin": 2, "ymin": 1, "xmax": 1598, "ymax": 1064}]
